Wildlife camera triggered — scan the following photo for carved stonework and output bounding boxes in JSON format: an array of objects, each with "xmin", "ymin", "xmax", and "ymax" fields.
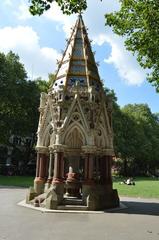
[{"xmin": 28, "ymin": 14, "xmax": 119, "ymax": 211}]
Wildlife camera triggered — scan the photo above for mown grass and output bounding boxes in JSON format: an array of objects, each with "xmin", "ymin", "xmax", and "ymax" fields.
[
  {"xmin": 0, "ymin": 175, "xmax": 34, "ymax": 187},
  {"xmin": 113, "ymin": 176, "xmax": 159, "ymax": 199},
  {"xmin": 0, "ymin": 175, "xmax": 159, "ymax": 199}
]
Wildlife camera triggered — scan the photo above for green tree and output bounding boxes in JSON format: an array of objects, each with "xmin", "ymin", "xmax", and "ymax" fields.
[
  {"xmin": 105, "ymin": 0, "xmax": 159, "ymax": 91},
  {"xmin": 104, "ymin": 91, "xmax": 159, "ymax": 176},
  {"xmin": 48, "ymin": 73, "xmax": 56, "ymax": 86},
  {"xmin": 0, "ymin": 51, "xmax": 27, "ymax": 143},
  {"xmin": 119, "ymin": 104, "xmax": 159, "ymax": 176},
  {"xmin": 29, "ymin": 0, "xmax": 87, "ymax": 15},
  {"xmin": 34, "ymin": 73, "xmax": 55, "ymax": 93},
  {"xmin": 0, "ymin": 51, "xmax": 40, "ymax": 144},
  {"xmin": 35, "ymin": 77, "xmax": 50, "ymax": 92}
]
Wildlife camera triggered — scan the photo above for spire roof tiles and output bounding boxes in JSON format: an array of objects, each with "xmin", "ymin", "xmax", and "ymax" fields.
[{"xmin": 52, "ymin": 15, "xmax": 102, "ymax": 92}]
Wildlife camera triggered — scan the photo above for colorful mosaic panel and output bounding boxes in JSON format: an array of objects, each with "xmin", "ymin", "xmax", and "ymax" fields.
[
  {"xmin": 72, "ymin": 48, "xmax": 84, "ymax": 57},
  {"xmin": 75, "ymin": 38, "xmax": 83, "ymax": 44},
  {"xmin": 76, "ymin": 30, "xmax": 82, "ymax": 38},
  {"xmin": 71, "ymin": 60, "xmax": 85, "ymax": 65},
  {"xmin": 70, "ymin": 65, "xmax": 85, "ymax": 73},
  {"xmin": 68, "ymin": 76, "xmax": 87, "ymax": 86},
  {"xmin": 74, "ymin": 42, "xmax": 83, "ymax": 48}
]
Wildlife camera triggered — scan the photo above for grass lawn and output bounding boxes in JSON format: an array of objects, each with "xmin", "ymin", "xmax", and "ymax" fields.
[
  {"xmin": 0, "ymin": 175, "xmax": 34, "ymax": 188},
  {"xmin": 113, "ymin": 176, "xmax": 159, "ymax": 199},
  {"xmin": 0, "ymin": 175, "xmax": 159, "ymax": 199}
]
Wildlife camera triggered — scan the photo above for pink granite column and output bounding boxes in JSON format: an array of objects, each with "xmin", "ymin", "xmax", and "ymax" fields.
[
  {"xmin": 100, "ymin": 155, "xmax": 106, "ymax": 184},
  {"xmin": 88, "ymin": 153, "xmax": 94, "ymax": 181},
  {"xmin": 84, "ymin": 154, "xmax": 89, "ymax": 180},
  {"xmin": 34, "ymin": 153, "xmax": 47, "ymax": 181},
  {"xmin": 84, "ymin": 153, "xmax": 94, "ymax": 184},
  {"xmin": 103, "ymin": 155, "xmax": 113, "ymax": 185},
  {"xmin": 52, "ymin": 151, "xmax": 64, "ymax": 183},
  {"xmin": 39, "ymin": 153, "xmax": 47, "ymax": 180},
  {"xmin": 47, "ymin": 151, "xmax": 54, "ymax": 184},
  {"xmin": 60, "ymin": 152, "xmax": 64, "ymax": 179},
  {"xmin": 34, "ymin": 151, "xmax": 48, "ymax": 194},
  {"xmin": 35, "ymin": 152, "xmax": 40, "ymax": 178},
  {"xmin": 107, "ymin": 155, "xmax": 113, "ymax": 185}
]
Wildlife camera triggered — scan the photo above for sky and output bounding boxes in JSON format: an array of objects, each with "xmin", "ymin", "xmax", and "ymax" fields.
[{"xmin": 0, "ymin": 0, "xmax": 158, "ymax": 113}]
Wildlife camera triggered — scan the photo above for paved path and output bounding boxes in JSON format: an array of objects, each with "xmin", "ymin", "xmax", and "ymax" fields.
[{"xmin": 0, "ymin": 187, "xmax": 159, "ymax": 240}]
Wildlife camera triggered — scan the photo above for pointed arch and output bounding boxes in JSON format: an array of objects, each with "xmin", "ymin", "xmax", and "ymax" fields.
[
  {"xmin": 94, "ymin": 124, "xmax": 109, "ymax": 148},
  {"xmin": 63, "ymin": 122, "xmax": 87, "ymax": 147},
  {"xmin": 42, "ymin": 123, "xmax": 52, "ymax": 147},
  {"xmin": 62, "ymin": 95, "xmax": 89, "ymax": 132}
]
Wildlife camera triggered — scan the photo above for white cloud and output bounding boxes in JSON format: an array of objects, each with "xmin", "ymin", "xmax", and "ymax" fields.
[
  {"xmin": 4, "ymin": 0, "xmax": 12, "ymax": 6},
  {"xmin": 0, "ymin": 26, "xmax": 61, "ymax": 79},
  {"xmin": 15, "ymin": 0, "xmax": 32, "ymax": 20},
  {"xmin": 103, "ymin": 34, "xmax": 146, "ymax": 85},
  {"xmin": 44, "ymin": 2, "xmax": 76, "ymax": 37}
]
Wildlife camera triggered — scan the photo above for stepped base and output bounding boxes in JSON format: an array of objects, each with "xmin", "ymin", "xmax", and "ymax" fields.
[
  {"xmin": 26, "ymin": 184, "xmax": 119, "ymax": 211},
  {"xmin": 57, "ymin": 196, "xmax": 87, "ymax": 210},
  {"xmin": 63, "ymin": 196, "xmax": 83, "ymax": 205},
  {"xmin": 57, "ymin": 205, "xmax": 88, "ymax": 211}
]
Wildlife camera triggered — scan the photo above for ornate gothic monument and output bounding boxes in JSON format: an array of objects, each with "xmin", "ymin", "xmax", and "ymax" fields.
[{"xmin": 26, "ymin": 15, "xmax": 119, "ymax": 211}]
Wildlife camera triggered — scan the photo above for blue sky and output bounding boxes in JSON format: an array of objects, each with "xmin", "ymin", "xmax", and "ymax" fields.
[{"xmin": 0, "ymin": 0, "xmax": 158, "ymax": 113}]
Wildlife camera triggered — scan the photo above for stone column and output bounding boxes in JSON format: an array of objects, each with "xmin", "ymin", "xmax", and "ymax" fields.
[
  {"xmin": 84, "ymin": 154, "xmax": 89, "ymax": 180},
  {"xmin": 82, "ymin": 146, "xmax": 96, "ymax": 205},
  {"xmin": 39, "ymin": 153, "xmax": 47, "ymax": 179},
  {"xmin": 60, "ymin": 152, "xmax": 64, "ymax": 179},
  {"xmin": 107, "ymin": 155, "xmax": 113, "ymax": 185},
  {"xmin": 100, "ymin": 155, "xmax": 106, "ymax": 184},
  {"xmin": 35, "ymin": 152, "xmax": 40, "ymax": 178},
  {"xmin": 51, "ymin": 146, "xmax": 65, "ymax": 203},
  {"xmin": 48, "ymin": 151, "xmax": 54, "ymax": 181},
  {"xmin": 87, "ymin": 153, "xmax": 94, "ymax": 183},
  {"xmin": 34, "ymin": 147, "xmax": 48, "ymax": 194},
  {"xmin": 52, "ymin": 150, "xmax": 64, "ymax": 184},
  {"xmin": 82, "ymin": 145, "xmax": 96, "ymax": 184},
  {"xmin": 101, "ymin": 155, "xmax": 112, "ymax": 186},
  {"xmin": 45, "ymin": 149, "xmax": 54, "ymax": 190}
]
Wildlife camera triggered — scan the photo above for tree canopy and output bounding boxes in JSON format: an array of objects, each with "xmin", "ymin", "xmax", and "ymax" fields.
[
  {"xmin": 114, "ymin": 103, "xmax": 159, "ymax": 176},
  {"xmin": 0, "ymin": 48, "xmax": 57, "ymax": 145},
  {"xmin": 104, "ymin": 88, "xmax": 159, "ymax": 176},
  {"xmin": 105, "ymin": 0, "xmax": 159, "ymax": 92},
  {"xmin": 0, "ymin": 51, "xmax": 51, "ymax": 144},
  {"xmin": 29, "ymin": 0, "xmax": 87, "ymax": 15}
]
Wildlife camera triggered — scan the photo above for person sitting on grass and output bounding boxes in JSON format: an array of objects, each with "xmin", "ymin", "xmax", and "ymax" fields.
[
  {"xmin": 120, "ymin": 177, "xmax": 135, "ymax": 185},
  {"xmin": 125, "ymin": 178, "xmax": 135, "ymax": 185}
]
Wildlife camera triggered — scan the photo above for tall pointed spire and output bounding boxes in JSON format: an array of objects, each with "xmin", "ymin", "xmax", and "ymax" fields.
[{"xmin": 52, "ymin": 15, "xmax": 101, "ymax": 92}]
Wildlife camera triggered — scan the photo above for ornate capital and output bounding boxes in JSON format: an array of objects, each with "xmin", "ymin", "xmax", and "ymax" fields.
[
  {"xmin": 102, "ymin": 148, "xmax": 114, "ymax": 156},
  {"xmin": 82, "ymin": 145, "xmax": 97, "ymax": 154},
  {"xmin": 36, "ymin": 146, "xmax": 48, "ymax": 154},
  {"xmin": 48, "ymin": 146, "xmax": 54, "ymax": 153},
  {"xmin": 52, "ymin": 144, "xmax": 66, "ymax": 152}
]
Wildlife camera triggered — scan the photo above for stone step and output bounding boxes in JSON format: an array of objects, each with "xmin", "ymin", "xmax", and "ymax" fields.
[
  {"xmin": 63, "ymin": 198, "xmax": 83, "ymax": 205},
  {"xmin": 57, "ymin": 205, "xmax": 88, "ymax": 211}
]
